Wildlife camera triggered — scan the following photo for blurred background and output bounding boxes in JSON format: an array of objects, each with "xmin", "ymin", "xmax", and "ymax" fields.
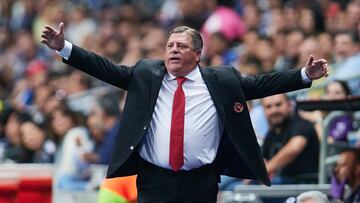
[{"xmin": 0, "ymin": 0, "xmax": 360, "ymax": 202}]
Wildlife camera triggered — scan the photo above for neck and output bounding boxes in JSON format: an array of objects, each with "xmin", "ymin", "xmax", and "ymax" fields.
[{"xmin": 272, "ymin": 117, "xmax": 291, "ymax": 134}]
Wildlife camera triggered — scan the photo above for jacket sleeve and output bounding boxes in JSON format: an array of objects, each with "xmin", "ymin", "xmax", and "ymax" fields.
[
  {"xmin": 236, "ymin": 68, "xmax": 312, "ymax": 100},
  {"xmin": 63, "ymin": 45, "xmax": 135, "ymax": 90}
]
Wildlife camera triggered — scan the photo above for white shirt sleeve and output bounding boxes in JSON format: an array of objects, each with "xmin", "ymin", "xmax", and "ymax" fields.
[
  {"xmin": 301, "ymin": 68, "xmax": 312, "ymax": 83},
  {"xmin": 56, "ymin": 40, "xmax": 73, "ymax": 60}
]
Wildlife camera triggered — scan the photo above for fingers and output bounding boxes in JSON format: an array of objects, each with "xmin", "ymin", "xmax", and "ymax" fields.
[
  {"xmin": 313, "ymin": 59, "xmax": 329, "ymax": 77},
  {"xmin": 306, "ymin": 55, "xmax": 314, "ymax": 66},
  {"xmin": 41, "ymin": 28, "xmax": 53, "ymax": 41},
  {"xmin": 43, "ymin": 23, "xmax": 64, "ymax": 35},
  {"xmin": 40, "ymin": 39, "xmax": 48, "ymax": 45},
  {"xmin": 313, "ymin": 59, "xmax": 327, "ymax": 65},
  {"xmin": 44, "ymin": 25, "xmax": 56, "ymax": 33},
  {"xmin": 59, "ymin": 22, "xmax": 64, "ymax": 35},
  {"xmin": 323, "ymin": 63, "xmax": 329, "ymax": 77},
  {"xmin": 41, "ymin": 34, "xmax": 50, "ymax": 39},
  {"xmin": 42, "ymin": 29, "xmax": 52, "ymax": 35}
]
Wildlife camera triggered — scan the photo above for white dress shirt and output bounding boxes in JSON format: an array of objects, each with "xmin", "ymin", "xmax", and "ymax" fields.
[
  {"xmin": 139, "ymin": 66, "xmax": 223, "ymax": 170},
  {"xmin": 58, "ymin": 40, "xmax": 312, "ymax": 171}
]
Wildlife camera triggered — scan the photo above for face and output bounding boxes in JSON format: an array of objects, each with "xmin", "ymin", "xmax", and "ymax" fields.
[
  {"xmin": 285, "ymin": 31, "xmax": 304, "ymax": 57},
  {"xmin": 298, "ymin": 38, "xmax": 320, "ymax": 66},
  {"xmin": 299, "ymin": 9, "xmax": 315, "ymax": 33},
  {"xmin": 262, "ymin": 94, "xmax": 292, "ymax": 127},
  {"xmin": 164, "ymin": 32, "xmax": 200, "ymax": 77},
  {"xmin": 334, "ymin": 151, "xmax": 356, "ymax": 183},
  {"xmin": 51, "ymin": 110, "xmax": 73, "ymax": 137},
  {"xmin": 87, "ymin": 105, "xmax": 106, "ymax": 141},
  {"xmin": 4, "ymin": 114, "xmax": 21, "ymax": 145},
  {"xmin": 324, "ymin": 82, "xmax": 347, "ymax": 100},
  {"xmin": 334, "ymin": 34, "xmax": 356, "ymax": 60},
  {"xmin": 21, "ymin": 122, "xmax": 45, "ymax": 151}
]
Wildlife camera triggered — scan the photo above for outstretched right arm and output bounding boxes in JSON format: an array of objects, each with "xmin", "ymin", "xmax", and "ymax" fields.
[{"xmin": 41, "ymin": 22, "xmax": 133, "ymax": 90}]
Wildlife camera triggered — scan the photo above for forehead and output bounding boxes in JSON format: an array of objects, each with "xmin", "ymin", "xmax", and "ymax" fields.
[
  {"xmin": 167, "ymin": 32, "xmax": 192, "ymax": 44},
  {"xmin": 326, "ymin": 82, "xmax": 343, "ymax": 91},
  {"xmin": 263, "ymin": 95, "xmax": 287, "ymax": 105},
  {"xmin": 339, "ymin": 152, "xmax": 356, "ymax": 164},
  {"xmin": 335, "ymin": 34, "xmax": 352, "ymax": 42},
  {"xmin": 21, "ymin": 122, "xmax": 36, "ymax": 130}
]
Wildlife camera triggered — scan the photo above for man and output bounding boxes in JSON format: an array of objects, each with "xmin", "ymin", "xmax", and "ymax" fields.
[
  {"xmin": 41, "ymin": 22, "xmax": 328, "ymax": 202},
  {"xmin": 331, "ymin": 30, "xmax": 360, "ymax": 95},
  {"xmin": 83, "ymin": 93, "xmax": 121, "ymax": 165},
  {"xmin": 296, "ymin": 191, "xmax": 329, "ymax": 203},
  {"xmin": 331, "ymin": 149, "xmax": 360, "ymax": 202},
  {"xmin": 261, "ymin": 94, "xmax": 319, "ymax": 184}
]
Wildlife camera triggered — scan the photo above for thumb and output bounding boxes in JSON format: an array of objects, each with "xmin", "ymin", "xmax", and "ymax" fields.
[
  {"xmin": 59, "ymin": 22, "xmax": 64, "ymax": 35},
  {"xmin": 306, "ymin": 55, "xmax": 314, "ymax": 66}
]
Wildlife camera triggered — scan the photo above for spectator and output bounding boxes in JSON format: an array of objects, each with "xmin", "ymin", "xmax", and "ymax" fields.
[
  {"xmin": 345, "ymin": 0, "xmax": 360, "ymax": 30},
  {"xmin": 203, "ymin": 32, "xmax": 238, "ymax": 66},
  {"xmin": 296, "ymin": 190, "xmax": 329, "ymax": 203},
  {"xmin": 18, "ymin": 119, "xmax": 55, "ymax": 163},
  {"xmin": 65, "ymin": 69, "xmax": 95, "ymax": 115},
  {"xmin": 331, "ymin": 149, "xmax": 360, "ymax": 202},
  {"xmin": 331, "ymin": 30, "xmax": 360, "ymax": 95},
  {"xmin": 333, "ymin": 30, "xmax": 359, "ymax": 64},
  {"xmin": 83, "ymin": 93, "xmax": 121, "ymax": 165},
  {"xmin": 324, "ymin": 81, "xmax": 358, "ymax": 143},
  {"xmin": 262, "ymin": 94, "xmax": 319, "ymax": 184},
  {"xmin": 278, "ymin": 30, "xmax": 305, "ymax": 71},
  {"xmin": 300, "ymin": 80, "xmax": 358, "ymax": 145},
  {"xmin": 201, "ymin": 3, "xmax": 246, "ymax": 51},
  {"xmin": 66, "ymin": 5, "xmax": 97, "ymax": 46},
  {"xmin": 254, "ymin": 37, "xmax": 276, "ymax": 73},
  {"xmin": 1, "ymin": 110, "xmax": 31, "ymax": 163},
  {"xmin": 49, "ymin": 104, "xmax": 93, "ymax": 190}
]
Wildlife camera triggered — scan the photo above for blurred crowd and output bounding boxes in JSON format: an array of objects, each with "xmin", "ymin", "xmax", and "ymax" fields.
[{"xmin": 0, "ymin": 0, "xmax": 360, "ymax": 200}]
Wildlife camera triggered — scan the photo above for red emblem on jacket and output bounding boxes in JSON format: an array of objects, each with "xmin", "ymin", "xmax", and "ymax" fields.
[{"xmin": 233, "ymin": 102, "xmax": 244, "ymax": 113}]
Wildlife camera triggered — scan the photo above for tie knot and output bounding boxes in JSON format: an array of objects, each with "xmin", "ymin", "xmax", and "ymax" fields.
[{"xmin": 176, "ymin": 77, "xmax": 187, "ymax": 86}]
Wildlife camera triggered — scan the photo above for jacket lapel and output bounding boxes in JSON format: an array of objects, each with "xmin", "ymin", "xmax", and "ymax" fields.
[
  {"xmin": 150, "ymin": 64, "xmax": 166, "ymax": 112},
  {"xmin": 200, "ymin": 68, "xmax": 226, "ymax": 122}
]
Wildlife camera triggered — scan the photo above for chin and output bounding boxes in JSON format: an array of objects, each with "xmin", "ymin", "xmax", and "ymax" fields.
[
  {"xmin": 168, "ymin": 66, "xmax": 183, "ymax": 75},
  {"xmin": 269, "ymin": 120, "xmax": 283, "ymax": 127}
]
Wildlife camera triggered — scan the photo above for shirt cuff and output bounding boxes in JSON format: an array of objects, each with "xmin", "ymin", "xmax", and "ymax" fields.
[
  {"xmin": 301, "ymin": 68, "xmax": 312, "ymax": 83},
  {"xmin": 56, "ymin": 40, "xmax": 72, "ymax": 60}
]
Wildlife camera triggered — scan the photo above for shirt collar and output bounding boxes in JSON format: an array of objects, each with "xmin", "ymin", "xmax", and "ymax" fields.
[{"xmin": 165, "ymin": 65, "xmax": 201, "ymax": 82}]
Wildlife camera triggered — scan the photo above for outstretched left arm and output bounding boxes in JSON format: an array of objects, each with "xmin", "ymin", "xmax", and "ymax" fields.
[{"xmin": 239, "ymin": 55, "xmax": 329, "ymax": 100}]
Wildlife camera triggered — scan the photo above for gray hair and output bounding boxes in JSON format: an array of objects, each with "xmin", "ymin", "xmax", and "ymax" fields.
[
  {"xmin": 297, "ymin": 191, "xmax": 329, "ymax": 203},
  {"xmin": 168, "ymin": 26, "xmax": 203, "ymax": 51}
]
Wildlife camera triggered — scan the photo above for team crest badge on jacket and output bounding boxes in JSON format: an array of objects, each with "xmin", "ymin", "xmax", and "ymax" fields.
[{"xmin": 233, "ymin": 102, "xmax": 244, "ymax": 113}]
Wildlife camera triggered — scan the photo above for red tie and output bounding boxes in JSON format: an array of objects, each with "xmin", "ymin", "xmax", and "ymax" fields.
[{"xmin": 169, "ymin": 77, "xmax": 186, "ymax": 171}]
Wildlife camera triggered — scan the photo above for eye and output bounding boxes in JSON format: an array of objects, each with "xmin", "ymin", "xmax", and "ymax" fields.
[{"xmin": 178, "ymin": 44, "xmax": 187, "ymax": 49}]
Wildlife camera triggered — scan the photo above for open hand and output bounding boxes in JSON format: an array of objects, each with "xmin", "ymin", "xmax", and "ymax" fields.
[
  {"xmin": 41, "ymin": 22, "xmax": 65, "ymax": 51},
  {"xmin": 304, "ymin": 55, "xmax": 329, "ymax": 80}
]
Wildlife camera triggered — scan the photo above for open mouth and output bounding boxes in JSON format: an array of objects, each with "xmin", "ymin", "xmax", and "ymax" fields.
[{"xmin": 169, "ymin": 56, "xmax": 181, "ymax": 63}]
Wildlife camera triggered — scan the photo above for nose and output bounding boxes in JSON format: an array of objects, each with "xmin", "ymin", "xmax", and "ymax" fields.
[
  {"xmin": 169, "ymin": 44, "xmax": 179, "ymax": 53},
  {"xmin": 268, "ymin": 106, "xmax": 277, "ymax": 114}
]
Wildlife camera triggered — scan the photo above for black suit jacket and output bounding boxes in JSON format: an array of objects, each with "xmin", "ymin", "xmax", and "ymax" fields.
[{"xmin": 64, "ymin": 45, "xmax": 311, "ymax": 186}]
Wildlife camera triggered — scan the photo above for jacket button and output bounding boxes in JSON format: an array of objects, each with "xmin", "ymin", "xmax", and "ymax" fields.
[
  {"xmin": 130, "ymin": 146, "xmax": 134, "ymax": 150},
  {"xmin": 143, "ymin": 126, "xmax": 147, "ymax": 130}
]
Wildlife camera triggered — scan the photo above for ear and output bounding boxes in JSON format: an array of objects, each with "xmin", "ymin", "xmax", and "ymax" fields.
[{"xmin": 196, "ymin": 50, "xmax": 201, "ymax": 63}]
